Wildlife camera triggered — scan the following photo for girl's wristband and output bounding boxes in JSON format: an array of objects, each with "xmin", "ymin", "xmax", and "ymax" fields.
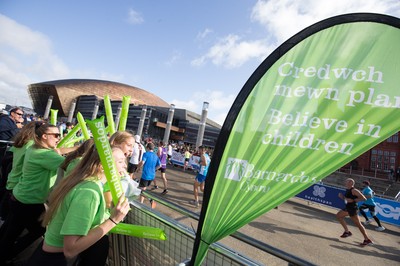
[{"xmin": 109, "ymin": 217, "xmax": 118, "ymax": 225}]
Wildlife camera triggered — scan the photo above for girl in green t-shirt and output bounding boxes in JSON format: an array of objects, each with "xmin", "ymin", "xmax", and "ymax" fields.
[
  {"xmin": 55, "ymin": 139, "xmax": 94, "ymax": 185},
  {"xmin": 0, "ymin": 122, "xmax": 75, "ymax": 264},
  {"xmin": 105, "ymin": 131, "xmax": 134, "ymax": 207},
  {"xmin": 109, "ymin": 131, "xmax": 134, "ymax": 158},
  {"xmin": 0, "ymin": 121, "xmax": 36, "ymax": 220},
  {"xmin": 27, "ymin": 145, "xmax": 129, "ymax": 266}
]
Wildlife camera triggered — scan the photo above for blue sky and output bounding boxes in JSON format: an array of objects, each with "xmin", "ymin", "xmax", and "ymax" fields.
[{"xmin": 1, "ymin": 0, "xmax": 400, "ymax": 125}]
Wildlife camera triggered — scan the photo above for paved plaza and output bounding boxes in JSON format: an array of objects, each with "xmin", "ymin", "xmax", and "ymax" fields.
[
  {"xmin": 151, "ymin": 165, "xmax": 400, "ymax": 266},
  {"xmin": 12, "ymin": 165, "xmax": 400, "ymax": 265}
]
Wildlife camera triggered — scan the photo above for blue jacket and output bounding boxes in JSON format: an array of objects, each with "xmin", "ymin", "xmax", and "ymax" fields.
[{"xmin": 0, "ymin": 115, "xmax": 19, "ymax": 141}]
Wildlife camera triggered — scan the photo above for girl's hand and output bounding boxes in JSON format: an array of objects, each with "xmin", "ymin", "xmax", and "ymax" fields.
[
  {"xmin": 119, "ymin": 171, "xmax": 129, "ymax": 178},
  {"xmin": 109, "ymin": 196, "xmax": 130, "ymax": 224}
]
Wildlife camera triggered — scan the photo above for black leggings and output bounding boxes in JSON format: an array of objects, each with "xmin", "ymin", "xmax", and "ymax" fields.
[
  {"xmin": 0, "ymin": 197, "xmax": 46, "ymax": 263},
  {"xmin": 0, "ymin": 189, "xmax": 11, "ymax": 221},
  {"xmin": 26, "ymin": 241, "xmax": 67, "ymax": 266},
  {"xmin": 74, "ymin": 235, "xmax": 109, "ymax": 266},
  {"xmin": 0, "ymin": 151, "xmax": 13, "ymax": 205},
  {"xmin": 27, "ymin": 235, "xmax": 109, "ymax": 266}
]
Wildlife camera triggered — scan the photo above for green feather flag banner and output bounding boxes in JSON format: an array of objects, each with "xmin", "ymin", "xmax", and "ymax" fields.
[{"xmin": 191, "ymin": 13, "xmax": 400, "ymax": 265}]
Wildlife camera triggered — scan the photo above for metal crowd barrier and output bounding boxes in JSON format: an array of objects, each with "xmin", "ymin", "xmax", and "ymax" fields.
[
  {"xmin": 108, "ymin": 192, "xmax": 315, "ymax": 266},
  {"xmin": 108, "ymin": 199, "xmax": 260, "ymax": 266}
]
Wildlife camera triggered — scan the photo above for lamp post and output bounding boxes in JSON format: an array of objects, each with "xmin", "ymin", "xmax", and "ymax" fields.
[
  {"xmin": 137, "ymin": 105, "xmax": 147, "ymax": 137},
  {"xmin": 163, "ymin": 104, "xmax": 175, "ymax": 145},
  {"xmin": 114, "ymin": 104, "xmax": 122, "ymax": 132},
  {"xmin": 195, "ymin": 102, "xmax": 209, "ymax": 150},
  {"xmin": 91, "ymin": 101, "xmax": 99, "ymax": 120},
  {"xmin": 67, "ymin": 99, "xmax": 76, "ymax": 123},
  {"xmin": 43, "ymin": 96, "xmax": 53, "ymax": 120}
]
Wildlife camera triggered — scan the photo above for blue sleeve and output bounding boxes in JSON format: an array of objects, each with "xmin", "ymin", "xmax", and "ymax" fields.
[
  {"xmin": 0, "ymin": 117, "xmax": 19, "ymax": 140},
  {"xmin": 142, "ymin": 152, "xmax": 148, "ymax": 163}
]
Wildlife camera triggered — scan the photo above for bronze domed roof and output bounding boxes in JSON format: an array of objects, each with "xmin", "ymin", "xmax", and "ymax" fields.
[{"xmin": 28, "ymin": 79, "xmax": 169, "ymax": 116}]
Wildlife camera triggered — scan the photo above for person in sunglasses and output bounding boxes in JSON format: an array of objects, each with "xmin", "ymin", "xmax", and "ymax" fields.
[
  {"xmin": 0, "ymin": 122, "xmax": 76, "ymax": 264},
  {"xmin": 0, "ymin": 107, "xmax": 24, "ymax": 141},
  {"xmin": 0, "ymin": 107, "xmax": 25, "ymax": 174}
]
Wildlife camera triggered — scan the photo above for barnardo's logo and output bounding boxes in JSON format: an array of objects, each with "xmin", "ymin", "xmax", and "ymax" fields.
[
  {"xmin": 224, "ymin": 157, "xmax": 318, "ymax": 185},
  {"xmin": 312, "ymin": 185, "xmax": 326, "ymax": 198},
  {"xmin": 224, "ymin": 158, "xmax": 248, "ymax": 181}
]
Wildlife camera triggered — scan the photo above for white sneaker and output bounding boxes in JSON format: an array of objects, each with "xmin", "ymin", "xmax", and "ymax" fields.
[
  {"xmin": 189, "ymin": 200, "xmax": 199, "ymax": 207},
  {"xmin": 375, "ymin": 226, "xmax": 385, "ymax": 231},
  {"xmin": 363, "ymin": 219, "xmax": 372, "ymax": 225}
]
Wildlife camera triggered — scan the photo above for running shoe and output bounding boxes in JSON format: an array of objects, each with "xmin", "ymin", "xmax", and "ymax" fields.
[
  {"xmin": 363, "ymin": 219, "xmax": 372, "ymax": 225},
  {"xmin": 189, "ymin": 200, "xmax": 199, "ymax": 207},
  {"xmin": 340, "ymin": 231, "xmax": 352, "ymax": 238},
  {"xmin": 360, "ymin": 239, "xmax": 373, "ymax": 246},
  {"xmin": 153, "ymin": 185, "xmax": 159, "ymax": 190},
  {"xmin": 375, "ymin": 226, "xmax": 385, "ymax": 231},
  {"xmin": 161, "ymin": 189, "xmax": 168, "ymax": 195}
]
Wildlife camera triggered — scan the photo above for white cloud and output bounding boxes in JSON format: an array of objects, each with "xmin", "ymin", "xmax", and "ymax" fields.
[
  {"xmin": 164, "ymin": 51, "xmax": 182, "ymax": 66},
  {"xmin": 193, "ymin": 0, "xmax": 400, "ymax": 69},
  {"xmin": 201, "ymin": 90, "xmax": 236, "ymax": 125},
  {"xmin": 0, "ymin": 14, "xmax": 70, "ymax": 107},
  {"xmin": 0, "ymin": 14, "xmax": 128, "ymax": 107},
  {"xmin": 194, "ymin": 90, "xmax": 236, "ymax": 111},
  {"xmin": 191, "ymin": 34, "xmax": 272, "ymax": 68},
  {"xmin": 251, "ymin": 0, "xmax": 400, "ymax": 43},
  {"xmin": 127, "ymin": 8, "xmax": 144, "ymax": 25},
  {"xmin": 171, "ymin": 90, "xmax": 236, "ymax": 126},
  {"xmin": 0, "ymin": 64, "xmax": 32, "ymax": 106},
  {"xmin": 171, "ymin": 99, "xmax": 199, "ymax": 118},
  {"xmin": 196, "ymin": 28, "xmax": 213, "ymax": 40}
]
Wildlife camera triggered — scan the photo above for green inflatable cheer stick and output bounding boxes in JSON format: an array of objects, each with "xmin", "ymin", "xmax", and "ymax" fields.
[
  {"xmin": 103, "ymin": 95, "xmax": 116, "ymax": 135},
  {"xmin": 76, "ymin": 112, "xmax": 90, "ymax": 140},
  {"xmin": 50, "ymin": 109, "xmax": 58, "ymax": 126},
  {"xmin": 88, "ymin": 116, "xmax": 167, "ymax": 240},
  {"xmin": 87, "ymin": 116, "xmax": 124, "ymax": 206},
  {"xmin": 63, "ymin": 135, "xmax": 84, "ymax": 147},
  {"xmin": 57, "ymin": 124, "xmax": 81, "ymax": 148},
  {"xmin": 110, "ymin": 223, "xmax": 167, "ymax": 240},
  {"xmin": 118, "ymin": 96, "xmax": 131, "ymax": 131}
]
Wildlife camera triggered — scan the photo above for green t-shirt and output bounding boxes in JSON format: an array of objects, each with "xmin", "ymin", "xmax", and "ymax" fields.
[
  {"xmin": 65, "ymin": 157, "xmax": 81, "ymax": 177},
  {"xmin": 13, "ymin": 146, "xmax": 65, "ymax": 204},
  {"xmin": 103, "ymin": 181, "xmax": 110, "ymax": 193},
  {"xmin": 44, "ymin": 179, "xmax": 108, "ymax": 248},
  {"xmin": 6, "ymin": 140, "xmax": 34, "ymax": 190}
]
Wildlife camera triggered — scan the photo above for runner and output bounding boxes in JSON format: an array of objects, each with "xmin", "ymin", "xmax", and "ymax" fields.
[
  {"xmin": 336, "ymin": 178, "xmax": 373, "ymax": 246},
  {"xmin": 190, "ymin": 146, "xmax": 210, "ymax": 207},
  {"xmin": 359, "ymin": 180, "xmax": 385, "ymax": 231}
]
